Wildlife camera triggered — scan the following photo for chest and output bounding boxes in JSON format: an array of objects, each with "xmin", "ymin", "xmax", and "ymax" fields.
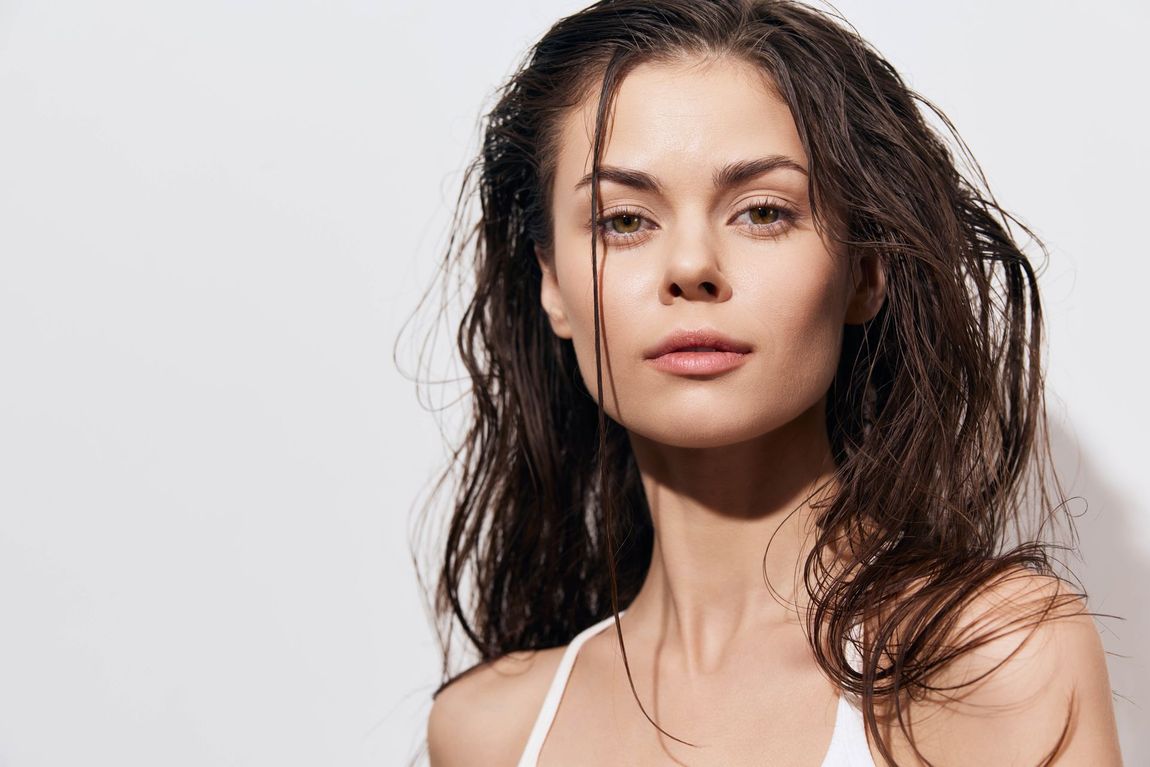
[{"xmin": 537, "ymin": 651, "xmax": 846, "ymax": 767}]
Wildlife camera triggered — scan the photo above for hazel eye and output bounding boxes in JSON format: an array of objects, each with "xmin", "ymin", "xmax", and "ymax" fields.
[
  {"xmin": 747, "ymin": 206, "xmax": 780, "ymax": 226},
  {"xmin": 609, "ymin": 213, "xmax": 642, "ymax": 234}
]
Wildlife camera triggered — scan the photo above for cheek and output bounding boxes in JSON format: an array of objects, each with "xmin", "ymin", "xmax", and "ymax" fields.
[
  {"xmin": 773, "ymin": 268, "xmax": 848, "ymax": 392},
  {"xmin": 772, "ymin": 266, "xmax": 846, "ymax": 339},
  {"xmin": 550, "ymin": 243, "xmax": 599, "ymax": 386},
  {"xmin": 726, "ymin": 255, "xmax": 849, "ymax": 395},
  {"xmin": 728, "ymin": 245, "xmax": 846, "ymax": 318},
  {"xmin": 553, "ymin": 245, "xmax": 593, "ymax": 334},
  {"xmin": 552, "ymin": 232, "xmax": 641, "ymax": 333},
  {"xmin": 551, "ymin": 243, "xmax": 651, "ymax": 401}
]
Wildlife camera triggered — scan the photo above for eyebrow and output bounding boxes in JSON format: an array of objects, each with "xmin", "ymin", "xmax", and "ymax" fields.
[{"xmin": 573, "ymin": 154, "xmax": 808, "ymax": 194}]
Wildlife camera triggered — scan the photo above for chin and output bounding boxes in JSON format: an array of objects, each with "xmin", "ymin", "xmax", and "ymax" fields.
[
  {"xmin": 581, "ymin": 364, "xmax": 835, "ymax": 450},
  {"xmin": 596, "ymin": 380, "xmax": 833, "ymax": 450},
  {"xmin": 611, "ymin": 412, "xmax": 796, "ymax": 450}
]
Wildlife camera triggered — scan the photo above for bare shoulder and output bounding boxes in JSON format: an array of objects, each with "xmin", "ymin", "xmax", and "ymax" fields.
[
  {"xmin": 426, "ymin": 645, "xmax": 567, "ymax": 767},
  {"xmin": 884, "ymin": 568, "xmax": 1123, "ymax": 765}
]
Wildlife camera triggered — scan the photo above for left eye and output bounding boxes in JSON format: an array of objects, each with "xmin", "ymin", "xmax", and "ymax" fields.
[{"xmin": 746, "ymin": 206, "xmax": 781, "ymax": 225}]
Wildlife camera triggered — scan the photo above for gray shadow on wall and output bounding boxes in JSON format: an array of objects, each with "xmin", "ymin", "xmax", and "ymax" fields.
[{"xmin": 1046, "ymin": 415, "xmax": 1147, "ymax": 763}]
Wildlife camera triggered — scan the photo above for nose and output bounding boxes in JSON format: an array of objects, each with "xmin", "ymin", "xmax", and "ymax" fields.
[{"xmin": 660, "ymin": 230, "xmax": 732, "ymax": 304}]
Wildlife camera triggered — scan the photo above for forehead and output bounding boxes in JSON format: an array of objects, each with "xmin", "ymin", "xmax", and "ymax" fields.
[{"xmin": 552, "ymin": 56, "xmax": 807, "ymax": 193}]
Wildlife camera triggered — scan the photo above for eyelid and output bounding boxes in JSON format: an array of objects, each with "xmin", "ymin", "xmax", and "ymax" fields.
[
  {"xmin": 728, "ymin": 196, "xmax": 796, "ymax": 222},
  {"xmin": 594, "ymin": 205, "xmax": 656, "ymax": 224}
]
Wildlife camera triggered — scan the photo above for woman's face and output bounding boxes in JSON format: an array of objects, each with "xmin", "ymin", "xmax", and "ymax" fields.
[{"xmin": 539, "ymin": 56, "xmax": 883, "ymax": 449}]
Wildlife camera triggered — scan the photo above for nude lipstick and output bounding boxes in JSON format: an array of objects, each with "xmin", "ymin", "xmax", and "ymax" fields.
[{"xmin": 644, "ymin": 329, "xmax": 752, "ymax": 376}]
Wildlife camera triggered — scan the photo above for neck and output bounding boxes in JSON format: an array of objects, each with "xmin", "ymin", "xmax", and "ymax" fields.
[{"xmin": 621, "ymin": 400, "xmax": 840, "ymax": 672}]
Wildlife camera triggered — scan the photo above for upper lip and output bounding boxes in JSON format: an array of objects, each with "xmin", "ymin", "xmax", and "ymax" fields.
[{"xmin": 645, "ymin": 328, "xmax": 754, "ymax": 359}]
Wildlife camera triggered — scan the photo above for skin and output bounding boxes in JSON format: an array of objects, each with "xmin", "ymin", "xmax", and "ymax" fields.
[
  {"xmin": 428, "ymin": 54, "xmax": 1123, "ymax": 767},
  {"xmin": 538, "ymin": 54, "xmax": 884, "ymax": 661}
]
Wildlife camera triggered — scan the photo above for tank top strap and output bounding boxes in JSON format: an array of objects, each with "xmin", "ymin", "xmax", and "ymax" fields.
[
  {"xmin": 516, "ymin": 612, "xmax": 624, "ymax": 767},
  {"xmin": 819, "ymin": 618, "xmax": 877, "ymax": 767}
]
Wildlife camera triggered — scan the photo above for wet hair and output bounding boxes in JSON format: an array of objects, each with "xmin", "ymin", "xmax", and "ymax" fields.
[{"xmin": 407, "ymin": 1, "xmax": 1112, "ymax": 764}]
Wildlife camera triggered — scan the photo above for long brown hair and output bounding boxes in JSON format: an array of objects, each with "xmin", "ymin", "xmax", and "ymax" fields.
[{"xmin": 406, "ymin": 1, "xmax": 1112, "ymax": 764}]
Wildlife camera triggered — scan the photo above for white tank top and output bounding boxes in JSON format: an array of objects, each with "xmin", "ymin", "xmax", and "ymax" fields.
[{"xmin": 516, "ymin": 612, "xmax": 877, "ymax": 766}]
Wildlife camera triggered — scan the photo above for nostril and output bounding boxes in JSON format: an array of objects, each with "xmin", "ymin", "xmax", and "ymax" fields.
[
  {"xmin": 669, "ymin": 283, "xmax": 682, "ymax": 297},
  {"xmin": 702, "ymin": 281, "xmax": 717, "ymax": 296}
]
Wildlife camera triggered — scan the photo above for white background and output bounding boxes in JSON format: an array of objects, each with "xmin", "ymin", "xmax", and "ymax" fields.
[{"xmin": 0, "ymin": 1, "xmax": 1145, "ymax": 764}]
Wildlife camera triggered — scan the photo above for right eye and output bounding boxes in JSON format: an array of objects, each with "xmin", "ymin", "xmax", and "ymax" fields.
[
  {"xmin": 596, "ymin": 209, "xmax": 651, "ymax": 242},
  {"xmin": 607, "ymin": 213, "xmax": 642, "ymax": 234}
]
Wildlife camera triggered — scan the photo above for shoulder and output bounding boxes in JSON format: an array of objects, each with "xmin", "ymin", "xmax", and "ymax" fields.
[
  {"xmin": 427, "ymin": 646, "xmax": 567, "ymax": 767},
  {"xmin": 888, "ymin": 568, "xmax": 1122, "ymax": 765}
]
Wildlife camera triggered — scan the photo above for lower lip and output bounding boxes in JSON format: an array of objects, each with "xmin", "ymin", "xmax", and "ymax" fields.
[{"xmin": 647, "ymin": 351, "xmax": 750, "ymax": 375}]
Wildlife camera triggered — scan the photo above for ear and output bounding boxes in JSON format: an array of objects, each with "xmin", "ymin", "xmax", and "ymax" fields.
[
  {"xmin": 535, "ymin": 246, "xmax": 573, "ymax": 339},
  {"xmin": 844, "ymin": 251, "xmax": 887, "ymax": 325}
]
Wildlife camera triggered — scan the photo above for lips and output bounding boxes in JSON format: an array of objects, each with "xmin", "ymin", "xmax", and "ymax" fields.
[
  {"xmin": 644, "ymin": 329, "xmax": 753, "ymax": 359},
  {"xmin": 644, "ymin": 329, "xmax": 753, "ymax": 376}
]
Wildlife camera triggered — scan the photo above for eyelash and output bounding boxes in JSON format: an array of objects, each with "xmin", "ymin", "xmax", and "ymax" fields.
[{"xmin": 593, "ymin": 199, "xmax": 798, "ymax": 245}]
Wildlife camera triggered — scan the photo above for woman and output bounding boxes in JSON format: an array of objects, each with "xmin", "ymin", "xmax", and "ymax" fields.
[{"xmin": 415, "ymin": 1, "xmax": 1124, "ymax": 764}]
